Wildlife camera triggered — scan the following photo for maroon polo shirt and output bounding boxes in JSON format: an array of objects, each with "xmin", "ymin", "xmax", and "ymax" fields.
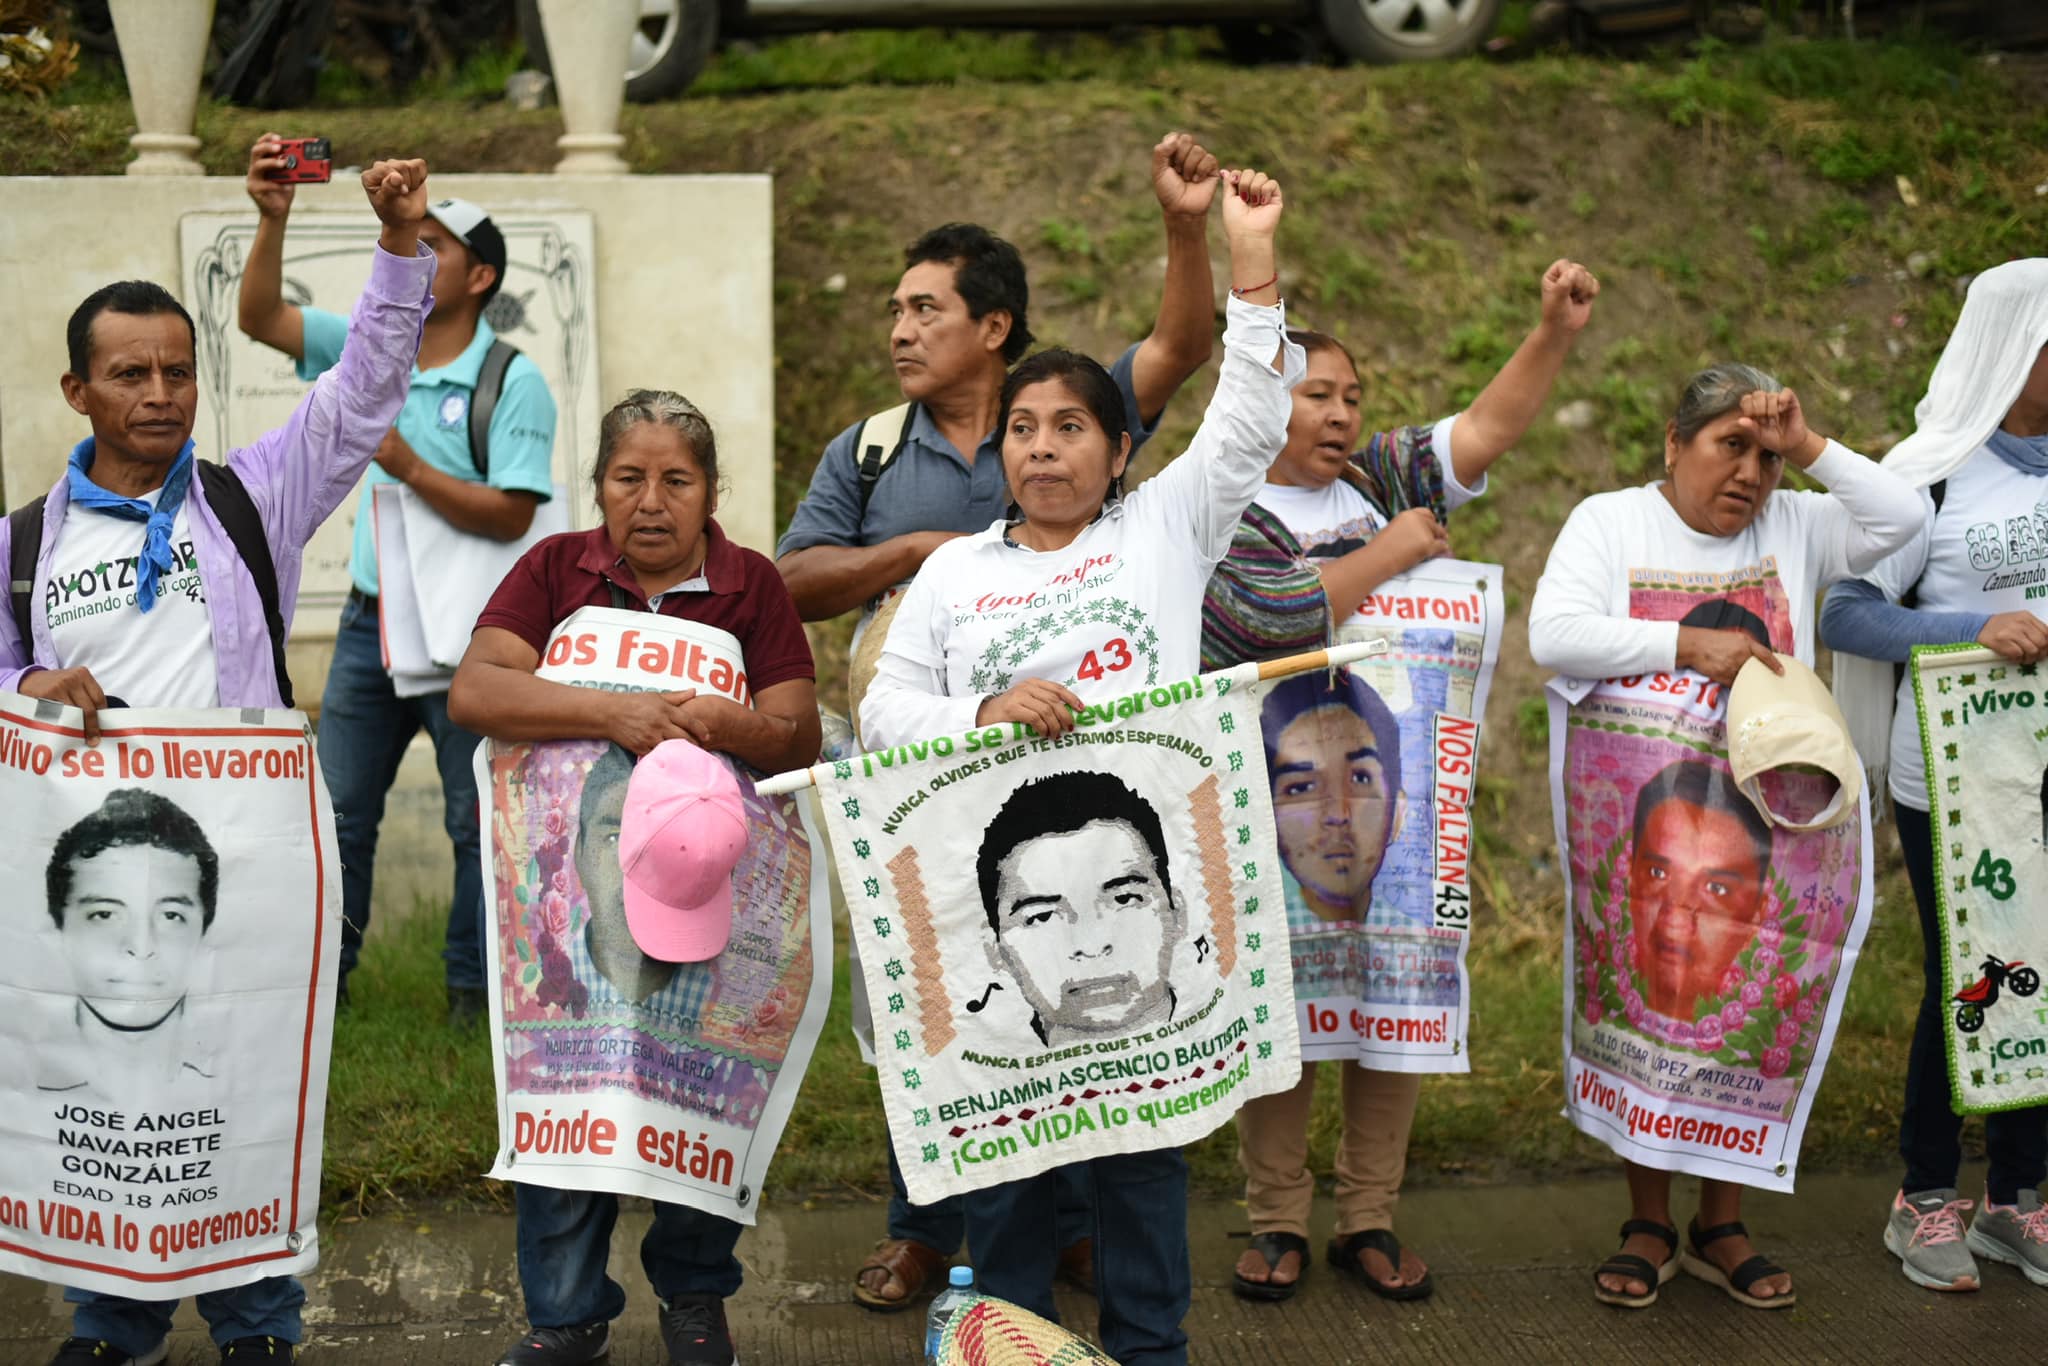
[{"xmin": 475, "ymin": 519, "xmax": 815, "ymax": 693}]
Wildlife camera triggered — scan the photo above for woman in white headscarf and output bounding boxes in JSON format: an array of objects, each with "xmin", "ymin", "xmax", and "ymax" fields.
[{"xmin": 1820, "ymin": 258, "xmax": 2048, "ymax": 1294}]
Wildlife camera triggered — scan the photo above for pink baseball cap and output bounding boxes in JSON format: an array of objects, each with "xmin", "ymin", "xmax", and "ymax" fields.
[{"xmin": 618, "ymin": 739, "xmax": 748, "ymax": 963}]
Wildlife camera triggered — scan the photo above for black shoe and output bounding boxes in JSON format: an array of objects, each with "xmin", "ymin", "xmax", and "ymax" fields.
[
  {"xmin": 495, "ymin": 1323, "xmax": 610, "ymax": 1366},
  {"xmin": 218, "ymin": 1340, "xmax": 295, "ymax": 1363},
  {"xmin": 658, "ymin": 1295, "xmax": 737, "ymax": 1365},
  {"xmin": 335, "ymin": 975, "xmax": 352, "ymax": 1011},
  {"xmin": 447, "ymin": 985, "xmax": 489, "ymax": 1029},
  {"xmin": 48, "ymin": 1340, "xmax": 167, "ymax": 1366}
]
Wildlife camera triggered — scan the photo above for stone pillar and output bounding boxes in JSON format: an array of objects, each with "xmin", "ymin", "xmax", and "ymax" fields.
[
  {"xmin": 108, "ymin": 0, "xmax": 216, "ymax": 176},
  {"xmin": 538, "ymin": 0, "xmax": 636, "ymax": 175}
]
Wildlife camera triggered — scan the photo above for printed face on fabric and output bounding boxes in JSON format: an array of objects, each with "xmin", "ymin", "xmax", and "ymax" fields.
[
  {"xmin": 1627, "ymin": 767, "xmax": 1772, "ymax": 1021},
  {"xmin": 977, "ymin": 774, "xmax": 1185, "ymax": 1046},
  {"xmin": 60, "ymin": 845, "xmax": 208, "ymax": 1027},
  {"xmin": 1266, "ymin": 672, "xmax": 1403, "ymax": 924},
  {"xmin": 574, "ymin": 745, "xmax": 679, "ymax": 1002}
]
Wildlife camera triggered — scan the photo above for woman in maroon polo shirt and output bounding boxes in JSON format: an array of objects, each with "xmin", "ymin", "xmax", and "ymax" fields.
[{"xmin": 448, "ymin": 388, "xmax": 818, "ymax": 1366}]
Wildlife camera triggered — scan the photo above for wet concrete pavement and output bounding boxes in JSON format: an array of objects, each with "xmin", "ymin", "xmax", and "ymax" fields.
[{"xmin": 3, "ymin": 1168, "xmax": 2039, "ymax": 1363}]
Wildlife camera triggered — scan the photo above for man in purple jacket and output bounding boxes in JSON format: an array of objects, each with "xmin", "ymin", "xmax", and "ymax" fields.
[{"xmin": 2, "ymin": 158, "xmax": 436, "ymax": 1366}]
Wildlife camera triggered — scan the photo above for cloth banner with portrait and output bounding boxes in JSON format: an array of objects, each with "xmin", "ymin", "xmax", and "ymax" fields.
[
  {"xmin": 807, "ymin": 669, "xmax": 1304, "ymax": 1204},
  {"xmin": 477, "ymin": 607, "xmax": 832, "ymax": 1223},
  {"xmin": 1912, "ymin": 643, "xmax": 2048, "ymax": 1113},
  {"xmin": 1277, "ymin": 559, "xmax": 1503, "ymax": 1072},
  {"xmin": 0, "ymin": 695, "xmax": 338, "ymax": 1296},
  {"xmin": 1547, "ymin": 665, "xmax": 1873, "ymax": 1192}
]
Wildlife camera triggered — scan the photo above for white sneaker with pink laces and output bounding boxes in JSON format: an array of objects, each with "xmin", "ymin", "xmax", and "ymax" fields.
[
  {"xmin": 1966, "ymin": 1189, "xmax": 2048, "ymax": 1288},
  {"xmin": 1884, "ymin": 1188, "xmax": 1979, "ymax": 1291}
]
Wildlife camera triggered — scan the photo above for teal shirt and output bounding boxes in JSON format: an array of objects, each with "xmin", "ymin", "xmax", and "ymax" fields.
[{"xmin": 298, "ymin": 309, "xmax": 558, "ymax": 595}]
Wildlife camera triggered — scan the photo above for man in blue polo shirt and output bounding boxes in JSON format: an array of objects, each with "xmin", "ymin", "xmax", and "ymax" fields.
[
  {"xmin": 237, "ymin": 133, "xmax": 557, "ymax": 1022},
  {"xmin": 776, "ymin": 129, "xmax": 1224, "ymax": 1315}
]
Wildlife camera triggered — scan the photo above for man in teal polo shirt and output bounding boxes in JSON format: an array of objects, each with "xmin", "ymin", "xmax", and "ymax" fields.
[{"xmin": 237, "ymin": 133, "xmax": 557, "ymax": 1020}]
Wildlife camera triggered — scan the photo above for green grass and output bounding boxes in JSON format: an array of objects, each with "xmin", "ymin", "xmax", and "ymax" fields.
[{"xmin": 12, "ymin": 28, "xmax": 2041, "ymax": 1209}]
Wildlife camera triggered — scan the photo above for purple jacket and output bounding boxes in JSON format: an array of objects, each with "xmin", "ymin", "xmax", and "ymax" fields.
[{"xmin": 0, "ymin": 243, "xmax": 435, "ymax": 708}]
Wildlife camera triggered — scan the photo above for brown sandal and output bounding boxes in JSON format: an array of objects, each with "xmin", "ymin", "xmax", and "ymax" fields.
[{"xmin": 852, "ymin": 1237, "xmax": 949, "ymax": 1313}]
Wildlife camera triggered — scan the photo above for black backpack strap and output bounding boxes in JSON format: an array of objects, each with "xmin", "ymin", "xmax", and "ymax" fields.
[
  {"xmin": 467, "ymin": 339, "xmax": 521, "ymax": 482},
  {"xmin": 195, "ymin": 462, "xmax": 294, "ymax": 708},
  {"xmin": 853, "ymin": 401, "xmax": 918, "ymax": 523},
  {"xmin": 9, "ymin": 497, "xmax": 47, "ymax": 650}
]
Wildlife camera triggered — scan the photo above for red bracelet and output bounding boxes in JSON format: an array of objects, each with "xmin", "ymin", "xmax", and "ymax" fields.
[{"xmin": 1230, "ymin": 272, "xmax": 1279, "ymax": 297}]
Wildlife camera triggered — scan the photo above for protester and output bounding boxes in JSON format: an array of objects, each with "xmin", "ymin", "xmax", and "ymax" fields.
[
  {"xmin": 1204, "ymin": 259, "xmax": 1597, "ymax": 1301},
  {"xmin": 778, "ymin": 131, "xmax": 1222, "ymax": 1313},
  {"xmin": 860, "ymin": 166, "xmax": 1296, "ymax": 1365},
  {"xmin": 1528, "ymin": 363, "xmax": 1920, "ymax": 1310},
  {"xmin": 237, "ymin": 133, "xmax": 559, "ymax": 1022},
  {"xmin": 0, "ymin": 154, "xmax": 435, "ymax": 1366},
  {"xmin": 1820, "ymin": 260, "xmax": 2048, "ymax": 1293},
  {"xmin": 448, "ymin": 389, "xmax": 818, "ymax": 1366}
]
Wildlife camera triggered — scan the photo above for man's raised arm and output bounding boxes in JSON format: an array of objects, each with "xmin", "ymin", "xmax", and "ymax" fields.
[
  {"xmin": 1128, "ymin": 131, "xmax": 1220, "ymax": 425},
  {"xmin": 237, "ymin": 133, "xmax": 309, "ymax": 361}
]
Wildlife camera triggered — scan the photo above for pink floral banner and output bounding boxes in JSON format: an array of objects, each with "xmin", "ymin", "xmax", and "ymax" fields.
[{"xmin": 1544, "ymin": 672, "xmax": 1872, "ymax": 1192}]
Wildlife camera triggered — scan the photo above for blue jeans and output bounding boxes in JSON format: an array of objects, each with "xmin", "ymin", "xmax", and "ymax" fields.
[
  {"xmin": 67, "ymin": 1276, "xmax": 305, "ymax": 1353},
  {"xmin": 1895, "ymin": 801, "xmax": 2048, "ymax": 1204},
  {"xmin": 513, "ymin": 1183, "xmax": 743, "ymax": 1327},
  {"xmin": 888, "ymin": 1142, "xmax": 1094, "ymax": 1253},
  {"xmin": 320, "ymin": 596, "xmax": 488, "ymax": 991},
  {"xmin": 964, "ymin": 1148, "xmax": 1189, "ymax": 1366}
]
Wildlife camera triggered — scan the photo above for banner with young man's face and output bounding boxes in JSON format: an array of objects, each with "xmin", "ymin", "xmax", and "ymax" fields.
[
  {"xmin": 1270, "ymin": 559, "xmax": 1502, "ymax": 1072},
  {"xmin": 477, "ymin": 608, "xmax": 832, "ymax": 1224},
  {"xmin": 0, "ymin": 695, "xmax": 337, "ymax": 1297},
  {"xmin": 813, "ymin": 669, "xmax": 1302, "ymax": 1204},
  {"xmin": 1546, "ymin": 655, "xmax": 1872, "ymax": 1192},
  {"xmin": 1913, "ymin": 644, "xmax": 2048, "ymax": 1113}
]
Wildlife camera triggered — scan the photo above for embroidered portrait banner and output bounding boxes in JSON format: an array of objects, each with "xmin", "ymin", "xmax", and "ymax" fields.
[
  {"xmin": 1913, "ymin": 643, "xmax": 2048, "ymax": 1114},
  {"xmin": 807, "ymin": 670, "xmax": 1304, "ymax": 1204},
  {"xmin": 0, "ymin": 696, "xmax": 337, "ymax": 1297}
]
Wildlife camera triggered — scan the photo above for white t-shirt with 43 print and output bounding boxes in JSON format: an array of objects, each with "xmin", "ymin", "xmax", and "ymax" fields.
[
  {"xmin": 45, "ymin": 496, "xmax": 220, "ymax": 709},
  {"xmin": 860, "ymin": 295, "xmax": 1306, "ymax": 749}
]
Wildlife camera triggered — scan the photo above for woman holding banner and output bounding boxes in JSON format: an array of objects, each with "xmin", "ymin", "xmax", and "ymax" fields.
[
  {"xmin": 1529, "ymin": 364, "xmax": 1920, "ymax": 1310},
  {"xmin": 449, "ymin": 391, "xmax": 818, "ymax": 1366},
  {"xmin": 1202, "ymin": 259, "xmax": 1599, "ymax": 1302},
  {"xmin": 859, "ymin": 167, "xmax": 1298, "ymax": 1366},
  {"xmin": 1820, "ymin": 261, "xmax": 2048, "ymax": 1294}
]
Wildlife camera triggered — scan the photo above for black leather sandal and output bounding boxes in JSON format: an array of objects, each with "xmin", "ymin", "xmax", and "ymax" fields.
[
  {"xmin": 1232, "ymin": 1231, "xmax": 1309, "ymax": 1302},
  {"xmin": 1328, "ymin": 1228, "xmax": 1435, "ymax": 1301},
  {"xmin": 1679, "ymin": 1218, "xmax": 1797, "ymax": 1310},
  {"xmin": 1593, "ymin": 1219, "xmax": 1678, "ymax": 1308}
]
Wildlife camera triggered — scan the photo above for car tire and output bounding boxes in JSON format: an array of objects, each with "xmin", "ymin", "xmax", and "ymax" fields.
[
  {"xmin": 516, "ymin": 0, "xmax": 719, "ymax": 103},
  {"xmin": 1316, "ymin": 0, "xmax": 1505, "ymax": 63}
]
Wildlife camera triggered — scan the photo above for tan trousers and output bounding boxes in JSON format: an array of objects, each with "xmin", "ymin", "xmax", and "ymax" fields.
[{"xmin": 1236, "ymin": 1061, "xmax": 1422, "ymax": 1238}]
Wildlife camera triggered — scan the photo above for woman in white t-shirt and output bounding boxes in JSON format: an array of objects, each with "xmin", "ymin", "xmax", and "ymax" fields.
[
  {"xmin": 1207, "ymin": 260, "xmax": 1598, "ymax": 1304},
  {"xmin": 1530, "ymin": 364, "xmax": 1920, "ymax": 1311},
  {"xmin": 1819, "ymin": 261, "xmax": 2048, "ymax": 1293},
  {"xmin": 860, "ymin": 168, "xmax": 1298, "ymax": 1366}
]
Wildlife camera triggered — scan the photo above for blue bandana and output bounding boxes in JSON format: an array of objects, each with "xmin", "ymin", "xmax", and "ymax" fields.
[
  {"xmin": 1987, "ymin": 427, "xmax": 2048, "ymax": 477},
  {"xmin": 64, "ymin": 437, "xmax": 196, "ymax": 613}
]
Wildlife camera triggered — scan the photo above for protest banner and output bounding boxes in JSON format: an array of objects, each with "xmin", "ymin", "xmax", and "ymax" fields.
[
  {"xmin": 774, "ymin": 660, "xmax": 1327, "ymax": 1206},
  {"xmin": 1273, "ymin": 559, "xmax": 1502, "ymax": 1073},
  {"xmin": 1912, "ymin": 643, "xmax": 2048, "ymax": 1113},
  {"xmin": 0, "ymin": 695, "xmax": 337, "ymax": 1296},
  {"xmin": 1547, "ymin": 662, "xmax": 1872, "ymax": 1192},
  {"xmin": 478, "ymin": 607, "xmax": 831, "ymax": 1222}
]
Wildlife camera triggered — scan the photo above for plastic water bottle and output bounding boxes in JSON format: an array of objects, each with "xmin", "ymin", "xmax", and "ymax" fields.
[{"xmin": 925, "ymin": 1264, "xmax": 976, "ymax": 1363}]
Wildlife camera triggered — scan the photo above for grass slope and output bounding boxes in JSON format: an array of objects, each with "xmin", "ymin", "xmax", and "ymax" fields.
[{"xmin": 10, "ymin": 30, "xmax": 2046, "ymax": 1208}]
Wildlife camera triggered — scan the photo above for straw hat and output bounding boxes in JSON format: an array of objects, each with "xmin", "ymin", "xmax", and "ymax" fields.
[
  {"xmin": 938, "ymin": 1296, "xmax": 1113, "ymax": 1366},
  {"xmin": 848, "ymin": 591, "xmax": 908, "ymax": 748}
]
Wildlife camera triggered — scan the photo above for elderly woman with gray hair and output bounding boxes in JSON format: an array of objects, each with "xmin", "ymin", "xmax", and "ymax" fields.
[
  {"xmin": 1529, "ymin": 363, "xmax": 1920, "ymax": 1311},
  {"xmin": 450, "ymin": 389, "xmax": 818, "ymax": 1366}
]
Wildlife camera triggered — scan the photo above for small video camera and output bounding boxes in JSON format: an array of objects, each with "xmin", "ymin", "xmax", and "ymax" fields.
[{"xmin": 265, "ymin": 137, "xmax": 332, "ymax": 184}]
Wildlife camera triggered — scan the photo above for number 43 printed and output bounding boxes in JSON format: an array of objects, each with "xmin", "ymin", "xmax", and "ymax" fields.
[{"xmin": 1074, "ymin": 637, "xmax": 1134, "ymax": 683}]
